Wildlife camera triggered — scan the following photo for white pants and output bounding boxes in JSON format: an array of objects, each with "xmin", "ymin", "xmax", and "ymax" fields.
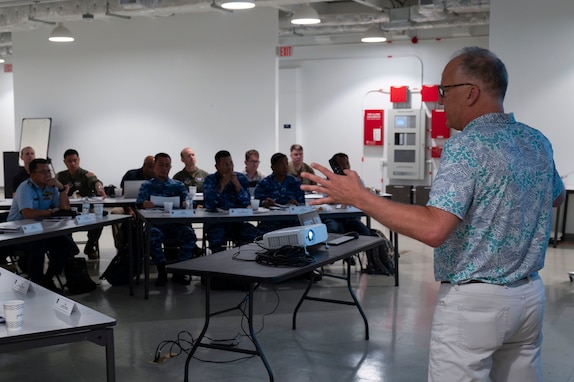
[{"xmin": 428, "ymin": 274, "xmax": 545, "ymax": 382}]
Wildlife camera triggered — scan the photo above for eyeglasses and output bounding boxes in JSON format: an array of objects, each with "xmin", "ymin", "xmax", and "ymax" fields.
[
  {"xmin": 33, "ymin": 170, "xmax": 51, "ymax": 175},
  {"xmin": 438, "ymin": 83, "xmax": 475, "ymax": 97},
  {"xmin": 247, "ymin": 160, "xmax": 260, "ymax": 164}
]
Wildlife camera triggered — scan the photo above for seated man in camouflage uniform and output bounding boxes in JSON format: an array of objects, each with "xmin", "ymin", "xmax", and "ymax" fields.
[
  {"xmin": 56, "ymin": 148, "xmax": 106, "ymax": 260},
  {"xmin": 203, "ymin": 150, "xmax": 259, "ymax": 253},
  {"xmin": 136, "ymin": 152, "xmax": 198, "ymax": 286},
  {"xmin": 254, "ymin": 152, "xmax": 305, "ymax": 234}
]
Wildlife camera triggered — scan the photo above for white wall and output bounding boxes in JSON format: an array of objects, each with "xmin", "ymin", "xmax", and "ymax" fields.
[
  {"xmin": 278, "ymin": 37, "xmax": 488, "ymax": 189},
  {"xmin": 0, "ymin": 68, "xmax": 15, "ymax": 185},
  {"xmin": 10, "ymin": 8, "xmax": 278, "ymax": 186}
]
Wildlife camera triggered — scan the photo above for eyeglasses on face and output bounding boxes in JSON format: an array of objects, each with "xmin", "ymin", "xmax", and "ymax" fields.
[
  {"xmin": 247, "ymin": 160, "xmax": 260, "ymax": 164},
  {"xmin": 33, "ymin": 169, "xmax": 51, "ymax": 175},
  {"xmin": 437, "ymin": 83, "xmax": 475, "ymax": 97}
]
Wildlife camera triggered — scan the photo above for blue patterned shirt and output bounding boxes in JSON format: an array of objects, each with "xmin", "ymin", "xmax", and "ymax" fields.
[
  {"xmin": 253, "ymin": 174, "xmax": 305, "ymax": 205},
  {"xmin": 136, "ymin": 177, "xmax": 187, "ymax": 208},
  {"xmin": 203, "ymin": 172, "xmax": 251, "ymax": 210},
  {"xmin": 428, "ymin": 113, "xmax": 564, "ymax": 284}
]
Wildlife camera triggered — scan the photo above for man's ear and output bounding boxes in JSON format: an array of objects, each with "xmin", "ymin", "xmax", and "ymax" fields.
[{"xmin": 466, "ymin": 86, "xmax": 480, "ymax": 106}]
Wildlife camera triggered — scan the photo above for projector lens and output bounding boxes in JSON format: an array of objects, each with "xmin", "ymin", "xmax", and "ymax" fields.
[{"xmin": 307, "ymin": 230, "xmax": 314, "ymax": 241}]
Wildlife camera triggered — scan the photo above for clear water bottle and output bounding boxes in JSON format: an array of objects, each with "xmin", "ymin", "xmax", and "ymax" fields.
[
  {"xmin": 185, "ymin": 191, "xmax": 194, "ymax": 210},
  {"xmin": 82, "ymin": 197, "xmax": 90, "ymax": 215}
]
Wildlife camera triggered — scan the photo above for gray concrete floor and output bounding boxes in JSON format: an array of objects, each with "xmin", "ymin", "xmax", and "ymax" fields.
[{"xmin": 1, "ymin": 223, "xmax": 574, "ymax": 382}]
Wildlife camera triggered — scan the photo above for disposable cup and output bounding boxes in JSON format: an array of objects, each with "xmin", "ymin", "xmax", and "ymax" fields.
[
  {"xmin": 251, "ymin": 199, "xmax": 260, "ymax": 210},
  {"xmin": 3, "ymin": 300, "xmax": 24, "ymax": 331},
  {"xmin": 163, "ymin": 202, "xmax": 173, "ymax": 213},
  {"xmin": 93, "ymin": 203, "xmax": 104, "ymax": 218},
  {"xmin": 188, "ymin": 186, "xmax": 197, "ymax": 199}
]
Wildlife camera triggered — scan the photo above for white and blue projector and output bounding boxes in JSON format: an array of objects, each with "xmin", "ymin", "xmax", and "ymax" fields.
[{"xmin": 262, "ymin": 223, "xmax": 328, "ymax": 253}]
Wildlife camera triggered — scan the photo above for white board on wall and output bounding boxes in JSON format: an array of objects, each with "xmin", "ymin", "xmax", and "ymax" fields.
[{"xmin": 20, "ymin": 118, "xmax": 51, "ymax": 166}]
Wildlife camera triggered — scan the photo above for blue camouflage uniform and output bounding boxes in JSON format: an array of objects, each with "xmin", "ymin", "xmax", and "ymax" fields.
[
  {"xmin": 136, "ymin": 177, "xmax": 197, "ymax": 265},
  {"xmin": 253, "ymin": 174, "xmax": 305, "ymax": 233},
  {"xmin": 203, "ymin": 172, "xmax": 259, "ymax": 253}
]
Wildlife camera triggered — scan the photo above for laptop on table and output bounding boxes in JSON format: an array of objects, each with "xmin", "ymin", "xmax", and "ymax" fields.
[{"xmin": 123, "ymin": 180, "xmax": 146, "ymax": 198}]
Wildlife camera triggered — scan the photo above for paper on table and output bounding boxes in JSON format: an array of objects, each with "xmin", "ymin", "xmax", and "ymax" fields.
[
  {"xmin": 0, "ymin": 222, "xmax": 21, "ymax": 232},
  {"xmin": 150, "ymin": 195, "xmax": 180, "ymax": 209}
]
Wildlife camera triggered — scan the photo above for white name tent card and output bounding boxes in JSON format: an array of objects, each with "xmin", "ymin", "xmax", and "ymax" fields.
[
  {"xmin": 12, "ymin": 278, "xmax": 31, "ymax": 294},
  {"xmin": 170, "ymin": 209, "xmax": 195, "ymax": 217},
  {"xmin": 21, "ymin": 222, "xmax": 43, "ymax": 234},
  {"xmin": 76, "ymin": 214, "xmax": 96, "ymax": 224},
  {"xmin": 288, "ymin": 205, "xmax": 314, "ymax": 214},
  {"xmin": 53, "ymin": 296, "xmax": 76, "ymax": 316},
  {"xmin": 229, "ymin": 208, "xmax": 253, "ymax": 216}
]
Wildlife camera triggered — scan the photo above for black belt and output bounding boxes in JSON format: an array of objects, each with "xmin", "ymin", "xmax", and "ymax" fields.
[
  {"xmin": 441, "ymin": 279, "xmax": 487, "ymax": 284},
  {"xmin": 441, "ymin": 274, "xmax": 534, "ymax": 285}
]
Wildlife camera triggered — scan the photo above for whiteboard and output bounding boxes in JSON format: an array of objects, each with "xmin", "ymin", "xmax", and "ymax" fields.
[{"xmin": 19, "ymin": 118, "xmax": 51, "ymax": 166}]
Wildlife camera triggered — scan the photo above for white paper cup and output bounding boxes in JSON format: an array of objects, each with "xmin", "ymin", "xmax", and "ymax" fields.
[
  {"xmin": 163, "ymin": 202, "xmax": 173, "ymax": 213},
  {"xmin": 93, "ymin": 203, "xmax": 104, "ymax": 218},
  {"xmin": 251, "ymin": 199, "xmax": 260, "ymax": 210},
  {"xmin": 188, "ymin": 186, "xmax": 197, "ymax": 199},
  {"xmin": 3, "ymin": 300, "xmax": 24, "ymax": 331}
]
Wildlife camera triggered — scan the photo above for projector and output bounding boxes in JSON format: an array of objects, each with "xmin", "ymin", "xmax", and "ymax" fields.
[{"xmin": 262, "ymin": 224, "xmax": 328, "ymax": 253}]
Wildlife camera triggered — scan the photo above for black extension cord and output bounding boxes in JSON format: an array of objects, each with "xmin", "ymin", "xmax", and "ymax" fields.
[{"xmin": 255, "ymin": 245, "xmax": 314, "ymax": 267}]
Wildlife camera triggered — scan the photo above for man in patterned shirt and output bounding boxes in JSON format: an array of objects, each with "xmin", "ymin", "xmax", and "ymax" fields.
[
  {"xmin": 300, "ymin": 47, "xmax": 565, "ymax": 382},
  {"xmin": 254, "ymin": 152, "xmax": 304, "ymax": 234},
  {"xmin": 136, "ymin": 152, "xmax": 198, "ymax": 286},
  {"xmin": 203, "ymin": 150, "xmax": 258, "ymax": 253}
]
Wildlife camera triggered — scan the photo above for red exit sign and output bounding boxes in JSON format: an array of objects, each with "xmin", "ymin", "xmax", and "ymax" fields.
[{"xmin": 278, "ymin": 46, "xmax": 292, "ymax": 57}]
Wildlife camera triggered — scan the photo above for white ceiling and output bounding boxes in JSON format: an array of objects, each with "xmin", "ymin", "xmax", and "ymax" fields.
[{"xmin": 0, "ymin": 0, "xmax": 490, "ymax": 59}]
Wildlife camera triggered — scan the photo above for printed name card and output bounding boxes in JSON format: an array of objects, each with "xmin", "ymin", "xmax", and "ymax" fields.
[
  {"xmin": 76, "ymin": 214, "xmax": 96, "ymax": 225},
  {"xmin": 288, "ymin": 205, "xmax": 314, "ymax": 214},
  {"xmin": 12, "ymin": 278, "xmax": 31, "ymax": 294},
  {"xmin": 170, "ymin": 209, "xmax": 195, "ymax": 217},
  {"xmin": 229, "ymin": 208, "xmax": 253, "ymax": 216},
  {"xmin": 21, "ymin": 222, "xmax": 43, "ymax": 234},
  {"xmin": 53, "ymin": 296, "xmax": 76, "ymax": 316}
]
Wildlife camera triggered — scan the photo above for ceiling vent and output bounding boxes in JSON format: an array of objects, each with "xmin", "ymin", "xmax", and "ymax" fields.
[{"xmin": 389, "ymin": 7, "xmax": 410, "ymax": 24}]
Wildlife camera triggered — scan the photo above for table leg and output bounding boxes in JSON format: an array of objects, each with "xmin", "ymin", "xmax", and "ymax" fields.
[
  {"xmin": 184, "ymin": 278, "xmax": 212, "ymax": 382},
  {"xmin": 393, "ymin": 231, "xmax": 399, "ymax": 287},
  {"xmin": 246, "ymin": 282, "xmax": 274, "ymax": 381},
  {"xmin": 86, "ymin": 327, "xmax": 116, "ymax": 382},
  {"xmin": 343, "ymin": 261, "xmax": 369, "ymax": 340},
  {"xmin": 292, "ymin": 264, "xmax": 370, "ymax": 340},
  {"xmin": 105, "ymin": 328, "xmax": 116, "ymax": 382},
  {"xmin": 183, "ymin": 279, "xmax": 274, "ymax": 382},
  {"xmin": 292, "ymin": 274, "xmax": 314, "ymax": 331},
  {"xmin": 554, "ymin": 205, "xmax": 561, "ymax": 248},
  {"xmin": 127, "ymin": 220, "xmax": 134, "ymax": 296},
  {"xmin": 144, "ymin": 222, "xmax": 150, "ymax": 299}
]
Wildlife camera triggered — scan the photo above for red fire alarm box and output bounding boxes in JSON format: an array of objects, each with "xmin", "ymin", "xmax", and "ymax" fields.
[
  {"xmin": 390, "ymin": 86, "xmax": 408, "ymax": 103},
  {"xmin": 421, "ymin": 85, "xmax": 439, "ymax": 102},
  {"xmin": 364, "ymin": 109, "xmax": 383, "ymax": 146},
  {"xmin": 431, "ymin": 109, "xmax": 450, "ymax": 139}
]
